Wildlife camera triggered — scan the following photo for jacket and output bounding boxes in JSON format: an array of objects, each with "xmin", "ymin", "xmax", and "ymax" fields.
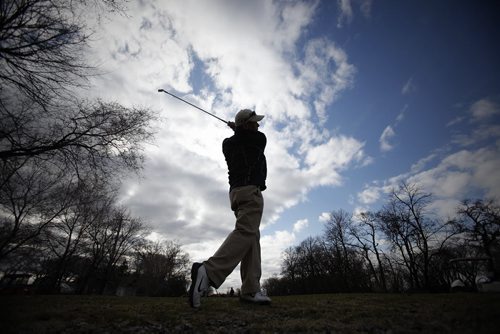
[{"xmin": 222, "ymin": 128, "xmax": 267, "ymax": 191}]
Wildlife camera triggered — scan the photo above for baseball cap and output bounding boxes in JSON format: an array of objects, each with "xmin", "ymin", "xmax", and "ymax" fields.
[{"xmin": 235, "ymin": 109, "xmax": 264, "ymax": 127}]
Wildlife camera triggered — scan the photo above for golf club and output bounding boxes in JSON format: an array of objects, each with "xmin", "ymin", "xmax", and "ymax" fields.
[{"xmin": 158, "ymin": 89, "xmax": 228, "ymax": 124}]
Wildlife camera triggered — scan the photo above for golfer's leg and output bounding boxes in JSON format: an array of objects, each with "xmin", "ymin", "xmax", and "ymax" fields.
[
  {"xmin": 204, "ymin": 186, "xmax": 262, "ymax": 288},
  {"xmin": 239, "ymin": 187, "xmax": 264, "ymax": 294},
  {"xmin": 240, "ymin": 230, "xmax": 262, "ymax": 295}
]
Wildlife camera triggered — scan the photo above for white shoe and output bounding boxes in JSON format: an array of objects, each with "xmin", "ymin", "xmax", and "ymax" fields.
[
  {"xmin": 240, "ymin": 291, "xmax": 272, "ymax": 305},
  {"xmin": 188, "ymin": 263, "xmax": 209, "ymax": 308}
]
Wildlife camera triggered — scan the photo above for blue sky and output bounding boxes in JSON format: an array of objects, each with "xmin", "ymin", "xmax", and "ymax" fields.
[{"xmin": 83, "ymin": 0, "xmax": 500, "ymax": 291}]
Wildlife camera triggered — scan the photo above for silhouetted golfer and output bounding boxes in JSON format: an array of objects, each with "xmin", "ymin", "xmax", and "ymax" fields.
[{"xmin": 189, "ymin": 109, "xmax": 271, "ymax": 308}]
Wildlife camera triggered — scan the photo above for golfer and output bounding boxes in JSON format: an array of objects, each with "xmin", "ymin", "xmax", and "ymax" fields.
[{"xmin": 189, "ymin": 109, "xmax": 271, "ymax": 308}]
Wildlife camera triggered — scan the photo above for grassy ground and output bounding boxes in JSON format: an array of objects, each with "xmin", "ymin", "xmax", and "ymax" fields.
[{"xmin": 1, "ymin": 293, "xmax": 499, "ymax": 333}]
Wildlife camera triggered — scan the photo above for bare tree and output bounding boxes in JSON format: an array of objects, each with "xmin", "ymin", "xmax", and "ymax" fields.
[
  {"xmin": 0, "ymin": 95, "xmax": 155, "ymax": 177},
  {"xmin": 0, "ymin": 157, "xmax": 74, "ymax": 261},
  {"xmin": 281, "ymin": 246, "xmax": 300, "ymax": 283},
  {"xmin": 134, "ymin": 240, "xmax": 190, "ymax": 296},
  {"xmin": 350, "ymin": 212, "xmax": 387, "ymax": 291},
  {"xmin": 378, "ymin": 182, "xmax": 452, "ymax": 290},
  {"xmin": 0, "ymin": 0, "xmax": 92, "ymax": 102},
  {"xmin": 0, "ymin": 0, "xmax": 156, "ymax": 271},
  {"xmin": 280, "ymin": 237, "xmax": 330, "ymax": 294},
  {"xmin": 323, "ymin": 209, "xmax": 355, "ymax": 289},
  {"xmin": 454, "ymin": 199, "xmax": 500, "ymax": 279},
  {"xmin": 76, "ymin": 205, "xmax": 146, "ymax": 294},
  {"xmin": 0, "ymin": 0, "xmax": 124, "ymax": 102},
  {"xmin": 40, "ymin": 177, "xmax": 113, "ymax": 292},
  {"xmin": 0, "ymin": 0, "xmax": 155, "ymax": 179}
]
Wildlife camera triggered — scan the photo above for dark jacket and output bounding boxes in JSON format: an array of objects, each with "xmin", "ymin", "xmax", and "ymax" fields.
[{"xmin": 223, "ymin": 128, "xmax": 267, "ymax": 191}]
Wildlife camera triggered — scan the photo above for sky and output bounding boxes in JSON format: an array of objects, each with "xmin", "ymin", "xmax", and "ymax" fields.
[{"xmin": 83, "ymin": 0, "xmax": 500, "ymax": 292}]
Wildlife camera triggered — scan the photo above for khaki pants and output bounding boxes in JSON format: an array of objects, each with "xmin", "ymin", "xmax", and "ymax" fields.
[{"xmin": 204, "ymin": 185, "xmax": 263, "ymax": 295}]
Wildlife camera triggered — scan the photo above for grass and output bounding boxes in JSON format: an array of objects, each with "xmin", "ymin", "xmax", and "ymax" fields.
[{"xmin": 1, "ymin": 293, "xmax": 499, "ymax": 333}]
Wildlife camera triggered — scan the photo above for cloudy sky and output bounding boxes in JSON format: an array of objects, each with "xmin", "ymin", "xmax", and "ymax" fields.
[{"xmin": 83, "ymin": 0, "xmax": 500, "ymax": 291}]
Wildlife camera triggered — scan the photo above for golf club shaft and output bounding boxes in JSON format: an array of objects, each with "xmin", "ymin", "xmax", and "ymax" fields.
[{"xmin": 158, "ymin": 89, "xmax": 228, "ymax": 124}]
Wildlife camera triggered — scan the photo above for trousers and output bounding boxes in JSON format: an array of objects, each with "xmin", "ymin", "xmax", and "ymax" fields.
[{"xmin": 204, "ymin": 185, "xmax": 263, "ymax": 295}]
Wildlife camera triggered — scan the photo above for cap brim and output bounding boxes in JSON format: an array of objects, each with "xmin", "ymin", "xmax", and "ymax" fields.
[{"xmin": 248, "ymin": 114, "xmax": 264, "ymax": 123}]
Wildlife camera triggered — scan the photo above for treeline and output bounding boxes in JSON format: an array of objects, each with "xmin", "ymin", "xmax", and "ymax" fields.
[
  {"xmin": 0, "ymin": 1, "xmax": 189, "ymax": 296},
  {"xmin": 1, "ymin": 180, "xmax": 189, "ymax": 296},
  {"xmin": 264, "ymin": 183, "xmax": 500, "ymax": 295}
]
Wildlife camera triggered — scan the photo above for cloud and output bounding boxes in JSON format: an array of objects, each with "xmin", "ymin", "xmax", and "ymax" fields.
[
  {"xmin": 297, "ymin": 38, "xmax": 356, "ymax": 123},
  {"xmin": 357, "ymin": 186, "xmax": 381, "ymax": 205},
  {"xmin": 451, "ymin": 124, "xmax": 500, "ymax": 147},
  {"xmin": 447, "ymin": 97, "xmax": 498, "ymax": 128},
  {"xmin": 378, "ymin": 104, "xmax": 407, "ymax": 153},
  {"xmin": 337, "ymin": 0, "xmax": 354, "ymax": 28},
  {"xmin": 358, "ymin": 97, "xmax": 500, "ymax": 216},
  {"xmin": 336, "ymin": 0, "xmax": 372, "ymax": 28},
  {"xmin": 410, "ymin": 153, "xmax": 437, "ymax": 173},
  {"xmin": 469, "ymin": 98, "xmax": 499, "ymax": 121},
  {"xmin": 304, "ymin": 135, "xmax": 367, "ymax": 186},
  {"xmin": 260, "ymin": 229, "xmax": 296, "ymax": 278},
  {"xmin": 402, "ymin": 77, "xmax": 417, "ymax": 95},
  {"xmin": 319, "ymin": 212, "xmax": 330, "ymax": 223},
  {"xmin": 446, "ymin": 116, "xmax": 464, "ymax": 127},
  {"xmin": 359, "ymin": 0, "xmax": 373, "ymax": 18},
  {"xmin": 356, "ymin": 143, "xmax": 500, "ymax": 217},
  {"xmin": 379, "ymin": 125, "xmax": 395, "ymax": 152},
  {"xmin": 396, "ymin": 105, "xmax": 407, "ymax": 123},
  {"xmin": 293, "ymin": 219, "xmax": 309, "ymax": 233}
]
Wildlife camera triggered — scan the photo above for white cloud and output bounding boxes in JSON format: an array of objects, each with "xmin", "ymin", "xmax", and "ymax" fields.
[
  {"xmin": 297, "ymin": 38, "xmax": 356, "ymax": 124},
  {"xmin": 336, "ymin": 0, "xmax": 372, "ymax": 28},
  {"xmin": 402, "ymin": 77, "xmax": 417, "ymax": 95},
  {"xmin": 451, "ymin": 124, "xmax": 500, "ymax": 147},
  {"xmin": 379, "ymin": 125, "xmax": 395, "ymax": 152},
  {"xmin": 470, "ymin": 98, "xmax": 499, "ymax": 121},
  {"xmin": 337, "ymin": 0, "xmax": 353, "ymax": 28},
  {"xmin": 446, "ymin": 116, "xmax": 464, "ymax": 127},
  {"xmin": 319, "ymin": 212, "xmax": 331, "ymax": 223},
  {"xmin": 356, "ymin": 143, "xmax": 500, "ymax": 217},
  {"xmin": 378, "ymin": 105, "xmax": 407, "ymax": 153},
  {"xmin": 260, "ymin": 230, "xmax": 296, "ymax": 278},
  {"xmin": 357, "ymin": 186, "xmax": 380, "ymax": 204},
  {"xmin": 446, "ymin": 97, "xmax": 498, "ymax": 131},
  {"xmin": 410, "ymin": 153, "xmax": 437, "ymax": 173},
  {"xmin": 396, "ymin": 110, "xmax": 405, "ymax": 123},
  {"xmin": 293, "ymin": 219, "xmax": 309, "ymax": 233}
]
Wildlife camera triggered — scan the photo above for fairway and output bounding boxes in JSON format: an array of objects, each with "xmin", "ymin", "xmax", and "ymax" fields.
[{"xmin": 1, "ymin": 293, "xmax": 499, "ymax": 333}]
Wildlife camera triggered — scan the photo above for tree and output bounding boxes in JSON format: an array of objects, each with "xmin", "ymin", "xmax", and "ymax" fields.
[
  {"xmin": 76, "ymin": 205, "xmax": 146, "ymax": 294},
  {"xmin": 39, "ymin": 177, "xmax": 113, "ymax": 292},
  {"xmin": 280, "ymin": 237, "xmax": 328, "ymax": 294},
  {"xmin": 134, "ymin": 240, "xmax": 190, "ymax": 296},
  {"xmin": 350, "ymin": 212, "xmax": 387, "ymax": 291},
  {"xmin": 454, "ymin": 199, "xmax": 500, "ymax": 279},
  {"xmin": 0, "ymin": 95, "xmax": 155, "ymax": 177},
  {"xmin": 0, "ymin": 0, "xmax": 90, "ymax": 102},
  {"xmin": 0, "ymin": 157, "xmax": 74, "ymax": 261},
  {"xmin": 323, "ymin": 210, "xmax": 356, "ymax": 290},
  {"xmin": 0, "ymin": 0, "xmax": 123, "ymax": 102},
  {"xmin": 0, "ymin": 0, "xmax": 155, "ymax": 268},
  {"xmin": 377, "ymin": 182, "xmax": 453, "ymax": 291}
]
